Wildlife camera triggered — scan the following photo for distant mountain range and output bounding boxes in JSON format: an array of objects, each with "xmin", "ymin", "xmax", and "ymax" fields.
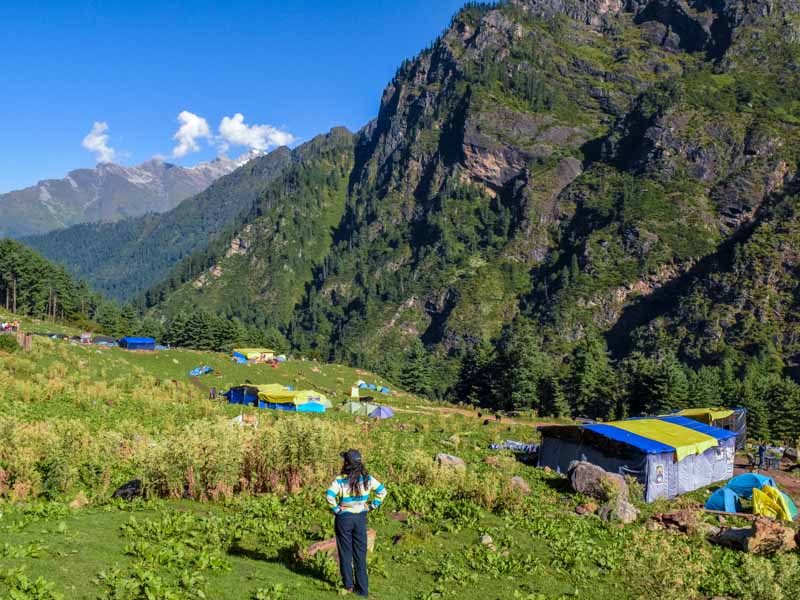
[
  {"xmin": 23, "ymin": 147, "xmax": 293, "ymax": 300},
  {"xmin": 0, "ymin": 152, "xmax": 259, "ymax": 238}
]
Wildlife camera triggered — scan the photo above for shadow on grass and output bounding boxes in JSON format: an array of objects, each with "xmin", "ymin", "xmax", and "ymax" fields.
[
  {"xmin": 542, "ymin": 476, "xmax": 573, "ymax": 495},
  {"xmin": 227, "ymin": 543, "xmax": 338, "ymax": 588}
]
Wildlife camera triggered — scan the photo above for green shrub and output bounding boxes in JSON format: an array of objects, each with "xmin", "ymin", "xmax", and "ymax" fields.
[{"xmin": 0, "ymin": 334, "xmax": 18, "ymax": 354}]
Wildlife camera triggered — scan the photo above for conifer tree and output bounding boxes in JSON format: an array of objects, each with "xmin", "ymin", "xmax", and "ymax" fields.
[{"xmin": 569, "ymin": 331, "xmax": 617, "ymax": 419}]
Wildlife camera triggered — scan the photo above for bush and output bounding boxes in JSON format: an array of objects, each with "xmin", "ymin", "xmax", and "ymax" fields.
[{"xmin": 0, "ymin": 334, "xmax": 18, "ymax": 354}]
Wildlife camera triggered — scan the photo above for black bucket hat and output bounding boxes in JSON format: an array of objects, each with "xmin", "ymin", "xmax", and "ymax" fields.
[{"xmin": 340, "ymin": 449, "xmax": 362, "ymax": 465}]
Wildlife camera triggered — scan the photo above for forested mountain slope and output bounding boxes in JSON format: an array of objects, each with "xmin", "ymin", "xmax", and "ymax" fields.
[
  {"xmin": 136, "ymin": 0, "xmax": 800, "ymax": 436},
  {"xmin": 23, "ymin": 147, "xmax": 293, "ymax": 301}
]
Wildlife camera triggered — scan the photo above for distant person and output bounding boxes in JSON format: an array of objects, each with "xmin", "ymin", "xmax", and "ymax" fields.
[
  {"xmin": 325, "ymin": 449, "xmax": 387, "ymax": 597},
  {"xmin": 758, "ymin": 443, "xmax": 766, "ymax": 470}
]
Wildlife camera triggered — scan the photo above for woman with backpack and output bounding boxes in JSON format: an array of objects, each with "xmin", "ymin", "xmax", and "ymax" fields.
[{"xmin": 325, "ymin": 449, "xmax": 386, "ymax": 597}]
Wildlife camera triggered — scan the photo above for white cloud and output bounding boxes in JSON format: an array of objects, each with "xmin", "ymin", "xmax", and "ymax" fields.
[
  {"xmin": 218, "ymin": 113, "xmax": 295, "ymax": 153},
  {"xmin": 172, "ymin": 110, "xmax": 211, "ymax": 158},
  {"xmin": 82, "ymin": 121, "xmax": 116, "ymax": 163}
]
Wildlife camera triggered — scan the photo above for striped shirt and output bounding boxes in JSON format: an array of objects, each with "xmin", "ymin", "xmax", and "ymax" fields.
[{"xmin": 326, "ymin": 474, "xmax": 387, "ymax": 514}]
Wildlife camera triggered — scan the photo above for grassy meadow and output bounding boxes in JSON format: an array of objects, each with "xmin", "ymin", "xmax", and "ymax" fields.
[{"xmin": 1, "ymin": 315, "xmax": 799, "ymax": 599}]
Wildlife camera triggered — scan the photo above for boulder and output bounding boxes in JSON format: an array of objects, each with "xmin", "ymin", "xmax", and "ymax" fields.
[
  {"xmin": 711, "ymin": 518, "xmax": 797, "ymax": 555},
  {"xmin": 568, "ymin": 461, "xmax": 629, "ymax": 502},
  {"xmin": 650, "ymin": 509, "xmax": 699, "ymax": 535},
  {"xmin": 479, "ymin": 534, "xmax": 493, "ymax": 545},
  {"xmin": 436, "ymin": 453, "xmax": 466, "ymax": 469},
  {"xmin": 510, "ymin": 476, "xmax": 531, "ymax": 495},
  {"xmin": 599, "ymin": 498, "xmax": 639, "ymax": 524},
  {"xmin": 575, "ymin": 502, "xmax": 598, "ymax": 515}
]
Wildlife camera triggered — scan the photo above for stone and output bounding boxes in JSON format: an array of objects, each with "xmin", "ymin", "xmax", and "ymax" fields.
[
  {"xmin": 510, "ymin": 476, "xmax": 531, "ymax": 495},
  {"xmin": 479, "ymin": 534, "xmax": 493, "ymax": 545},
  {"xmin": 543, "ymin": 466, "xmax": 552, "ymax": 473},
  {"xmin": 436, "ymin": 453, "xmax": 466, "ymax": 469},
  {"xmin": 568, "ymin": 461, "xmax": 629, "ymax": 502},
  {"xmin": 650, "ymin": 509, "xmax": 699, "ymax": 535},
  {"xmin": 711, "ymin": 518, "xmax": 797, "ymax": 555},
  {"xmin": 575, "ymin": 502, "xmax": 598, "ymax": 515},
  {"xmin": 599, "ymin": 498, "xmax": 639, "ymax": 525}
]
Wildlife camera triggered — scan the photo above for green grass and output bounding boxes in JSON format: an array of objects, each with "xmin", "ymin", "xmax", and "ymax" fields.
[{"xmin": 2, "ymin": 331, "xmax": 799, "ymax": 599}]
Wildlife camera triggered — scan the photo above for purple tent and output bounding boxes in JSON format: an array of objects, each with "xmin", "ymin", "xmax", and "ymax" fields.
[{"xmin": 370, "ymin": 406, "xmax": 395, "ymax": 420}]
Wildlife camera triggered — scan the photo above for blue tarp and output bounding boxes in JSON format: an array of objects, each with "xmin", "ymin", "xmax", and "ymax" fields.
[
  {"xmin": 119, "ymin": 337, "xmax": 156, "ymax": 350},
  {"xmin": 726, "ymin": 473, "xmax": 777, "ymax": 500},
  {"xmin": 656, "ymin": 416, "xmax": 738, "ymax": 441},
  {"xmin": 297, "ymin": 402, "xmax": 326, "ymax": 413},
  {"xmin": 583, "ymin": 423, "xmax": 676, "ymax": 454},
  {"xmin": 189, "ymin": 365, "xmax": 213, "ymax": 377},
  {"xmin": 232, "ymin": 352, "xmax": 247, "ymax": 364},
  {"xmin": 705, "ymin": 488, "xmax": 742, "ymax": 513}
]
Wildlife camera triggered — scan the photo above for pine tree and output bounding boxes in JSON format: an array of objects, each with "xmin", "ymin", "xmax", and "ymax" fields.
[
  {"xmin": 648, "ymin": 353, "xmax": 689, "ymax": 414},
  {"xmin": 400, "ymin": 339, "xmax": 433, "ymax": 398},
  {"xmin": 569, "ymin": 332, "xmax": 617, "ymax": 420},
  {"xmin": 496, "ymin": 318, "xmax": 550, "ymax": 412},
  {"xmin": 454, "ymin": 339, "xmax": 496, "ymax": 406}
]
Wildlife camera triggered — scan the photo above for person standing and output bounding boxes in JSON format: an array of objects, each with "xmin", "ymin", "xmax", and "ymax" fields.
[
  {"xmin": 758, "ymin": 443, "xmax": 766, "ymax": 471},
  {"xmin": 325, "ymin": 449, "xmax": 386, "ymax": 597}
]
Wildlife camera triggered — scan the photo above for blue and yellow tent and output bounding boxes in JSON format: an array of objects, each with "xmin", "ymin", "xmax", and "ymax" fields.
[{"xmin": 538, "ymin": 416, "xmax": 737, "ymax": 503}]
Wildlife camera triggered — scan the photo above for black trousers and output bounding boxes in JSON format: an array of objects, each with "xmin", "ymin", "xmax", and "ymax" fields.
[{"xmin": 335, "ymin": 511, "xmax": 369, "ymax": 596}]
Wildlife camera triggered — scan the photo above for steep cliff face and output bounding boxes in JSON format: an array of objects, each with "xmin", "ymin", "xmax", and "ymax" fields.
[{"xmin": 146, "ymin": 0, "xmax": 800, "ymax": 381}]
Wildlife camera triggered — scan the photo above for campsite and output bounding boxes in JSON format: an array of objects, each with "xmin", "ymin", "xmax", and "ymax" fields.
[{"xmin": 0, "ymin": 311, "xmax": 798, "ymax": 600}]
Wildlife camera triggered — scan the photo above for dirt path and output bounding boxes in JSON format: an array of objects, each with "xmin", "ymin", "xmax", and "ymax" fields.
[{"xmin": 405, "ymin": 405, "xmax": 551, "ymax": 429}]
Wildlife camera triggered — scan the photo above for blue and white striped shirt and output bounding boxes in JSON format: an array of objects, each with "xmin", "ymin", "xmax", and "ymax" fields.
[{"xmin": 326, "ymin": 474, "xmax": 387, "ymax": 514}]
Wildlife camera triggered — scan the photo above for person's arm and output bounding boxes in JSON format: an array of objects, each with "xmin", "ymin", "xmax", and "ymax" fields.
[
  {"xmin": 326, "ymin": 479, "xmax": 342, "ymax": 515},
  {"xmin": 368, "ymin": 476, "xmax": 387, "ymax": 511}
]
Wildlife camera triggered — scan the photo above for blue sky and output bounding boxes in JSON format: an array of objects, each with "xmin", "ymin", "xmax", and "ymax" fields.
[{"xmin": 0, "ymin": 0, "xmax": 466, "ymax": 192}]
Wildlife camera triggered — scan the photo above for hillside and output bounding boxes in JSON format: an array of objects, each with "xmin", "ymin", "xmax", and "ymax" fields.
[
  {"xmin": 1, "ymin": 332, "xmax": 799, "ymax": 599},
  {"xmin": 23, "ymin": 147, "xmax": 293, "ymax": 301},
  {"xmin": 0, "ymin": 154, "xmax": 252, "ymax": 238},
  {"xmin": 137, "ymin": 0, "xmax": 800, "ymax": 417}
]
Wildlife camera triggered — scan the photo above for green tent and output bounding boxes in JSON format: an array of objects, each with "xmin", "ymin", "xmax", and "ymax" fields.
[{"xmin": 343, "ymin": 401, "xmax": 378, "ymax": 416}]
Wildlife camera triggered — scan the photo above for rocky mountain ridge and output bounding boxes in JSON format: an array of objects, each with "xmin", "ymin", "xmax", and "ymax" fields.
[{"xmin": 0, "ymin": 152, "xmax": 259, "ymax": 238}]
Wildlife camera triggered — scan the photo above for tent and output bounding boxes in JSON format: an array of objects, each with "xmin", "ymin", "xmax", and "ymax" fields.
[
  {"xmin": 226, "ymin": 384, "xmax": 286, "ymax": 406},
  {"xmin": 676, "ymin": 407, "xmax": 747, "ymax": 449},
  {"xmin": 705, "ymin": 488, "xmax": 743, "ymax": 513},
  {"xmin": 753, "ymin": 486, "xmax": 796, "ymax": 522},
  {"xmin": 369, "ymin": 406, "xmax": 394, "ymax": 419},
  {"xmin": 358, "ymin": 383, "xmax": 368, "ymax": 389},
  {"xmin": 379, "ymin": 386, "xmax": 390, "ymax": 394},
  {"xmin": 294, "ymin": 390, "xmax": 332, "ymax": 408},
  {"xmin": 118, "ymin": 337, "xmax": 156, "ymax": 351},
  {"xmin": 232, "ymin": 348, "xmax": 275, "ymax": 363},
  {"xmin": 725, "ymin": 473, "xmax": 777, "ymax": 500},
  {"xmin": 367, "ymin": 383, "xmax": 377, "ymax": 390},
  {"xmin": 343, "ymin": 401, "xmax": 378, "ymax": 416},
  {"xmin": 189, "ymin": 365, "xmax": 213, "ymax": 377},
  {"xmin": 538, "ymin": 416, "xmax": 737, "ymax": 502}
]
